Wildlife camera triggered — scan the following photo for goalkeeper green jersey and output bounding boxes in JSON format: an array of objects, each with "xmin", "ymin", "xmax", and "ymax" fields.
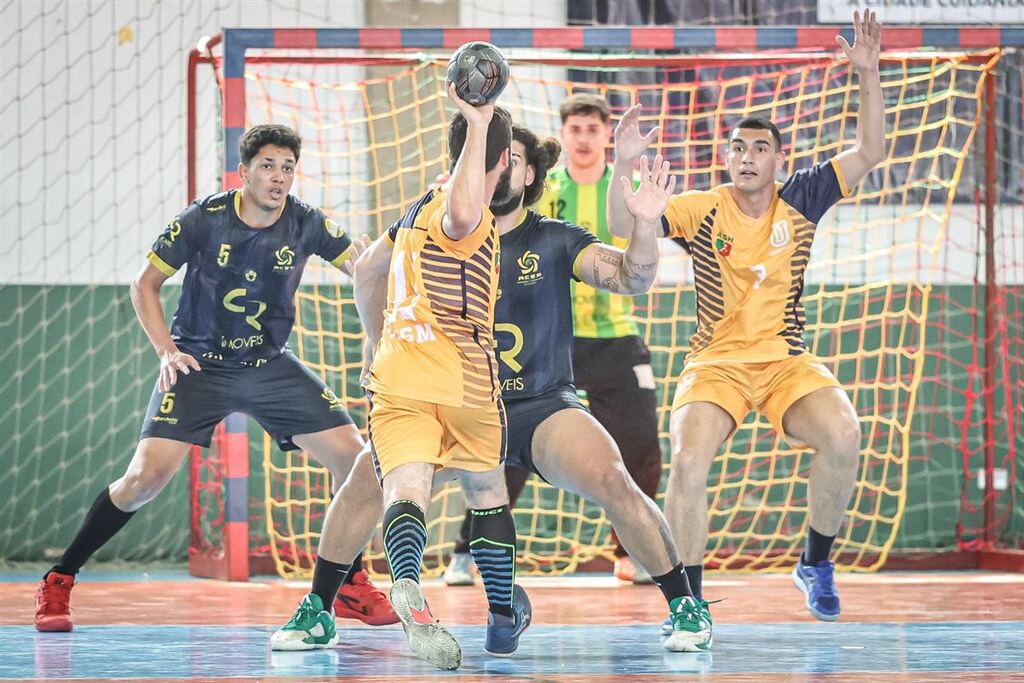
[{"xmin": 539, "ymin": 165, "xmax": 640, "ymax": 339}]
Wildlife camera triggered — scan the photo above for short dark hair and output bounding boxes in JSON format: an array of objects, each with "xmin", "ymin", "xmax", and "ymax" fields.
[
  {"xmin": 513, "ymin": 125, "xmax": 561, "ymax": 209},
  {"xmin": 559, "ymin": 93, "xmax": 611, "ymax": 125},
  {"xmin": 732, "ymin": 116, "xmax": 783, "ymax": 151},
  {"xmin": 448, "ymin": 107, "xmax": 514, "ymax": 172},
  {"xmin": 239, "ymin": 124, "xmax": 302, "ymax": 165}
]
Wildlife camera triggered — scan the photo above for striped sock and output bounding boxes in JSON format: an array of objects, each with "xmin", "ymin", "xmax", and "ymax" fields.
[
  {"xmin": 469, "ymin": 505, "xmax": 516, "ymax": 618},
  {"xmin": 383, "ymin": 500, "xmax": 427, "ymax": 583}
]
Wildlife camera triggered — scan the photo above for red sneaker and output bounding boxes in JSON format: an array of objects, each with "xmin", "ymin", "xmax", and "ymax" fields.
[
  {"xmin": 35, "ymin": 572, "xmax": 75, "ymax": 632},
  {"xmin": 333, "ymin": 570, "xmax": 400, "ymax": 626}
]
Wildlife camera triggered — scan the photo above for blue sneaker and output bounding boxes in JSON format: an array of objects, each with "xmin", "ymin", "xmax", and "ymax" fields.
[
  {"xmin": 484, "ymin": 584, "xmax": 532, "ymax": 656},
  {"xmin": 792, "ymin": 559, "xmax": 840, "ymax": 621}
]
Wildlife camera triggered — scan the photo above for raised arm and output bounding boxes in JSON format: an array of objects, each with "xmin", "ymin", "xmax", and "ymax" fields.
[
  {"xmin": 444, "ymin": 82, "xmax": 494, "ymax": 240},
  {"xmin": 576, "ymin": 154, "xmax": 676, "ymax": 294},
  {"xmin": 834, "ymin": 9, "xmax": 886, "ymax": 187},
  {"xmin": 130, "ymin": 263, "xmax": 200, "ymax": 392},
  {"xmin": 607, "ymin": 104, "xmax": 661, "ymax": 239}
]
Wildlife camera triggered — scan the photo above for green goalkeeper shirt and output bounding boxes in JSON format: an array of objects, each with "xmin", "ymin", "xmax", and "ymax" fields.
[{"xmin": 539, "ymin": 165, "xmax": 640, "ymax": 339}]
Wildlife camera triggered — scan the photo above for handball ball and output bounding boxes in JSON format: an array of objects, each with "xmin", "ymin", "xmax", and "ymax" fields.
[{"xmin": 447, "ymin": 41, "xmax": 509, "ymax": 106}]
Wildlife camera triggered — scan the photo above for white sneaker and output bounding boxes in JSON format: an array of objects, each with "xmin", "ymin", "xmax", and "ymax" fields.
[
  {"xmin": 389, "ymin": 578, "xmax": 462, "ymax": 670},
  {"xmin": 443, "ymin": 552, "xmax": 475, "ymax": 586}
]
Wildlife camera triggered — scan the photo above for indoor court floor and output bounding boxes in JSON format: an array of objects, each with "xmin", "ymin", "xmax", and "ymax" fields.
[{"xmin": 2, "ymin": 569, "xmax": 1022, "ymax": 682}]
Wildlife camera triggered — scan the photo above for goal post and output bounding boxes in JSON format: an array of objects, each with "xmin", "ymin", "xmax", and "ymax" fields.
[{"xmin": 186, "ymin": 26, "xmax": 1023, "ymax": 580}]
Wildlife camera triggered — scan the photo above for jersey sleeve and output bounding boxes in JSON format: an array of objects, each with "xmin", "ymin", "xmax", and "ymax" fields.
[
  {"xmin": 309, "ymin": 209, "xmax": 353, "ymax": 269},
  {"xmin": 778, "ymin": 158, "xmax": 853, "ymax": 224},
  {"xmin": 660, "ymin": 191, "xmax": 712, "ymax": 243},
  {"xmin": 562, "ymin": 221, "xmax": 601, "ymax": 281},
  {"xmin": 424, "ymin": 194, "xmax": 497, "ymax": 260},
  {"xmin": 147, "ymin": 203, "xmax": 201, "ymax": 276}
]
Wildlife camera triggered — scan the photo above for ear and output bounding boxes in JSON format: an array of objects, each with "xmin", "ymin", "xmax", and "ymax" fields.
[
  {"xmin": 775, "ymin": 150, "xmax": 786, "ymax": 173},
  {"xmin": 525, "ymin": 164, "xmax": 536, "ymax": 187},
  {"xmin": 238, "ymin": 161, "xmax": 248, "ymax": 183},
  {"xmin": 501, "ymin": 147, "xmax": 511, "ymax": 168}
]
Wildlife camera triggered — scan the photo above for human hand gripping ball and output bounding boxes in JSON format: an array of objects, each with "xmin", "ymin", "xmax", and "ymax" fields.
[{"xmin": 446, "ymin": 41, "xmax": 509, "ymax": 106}]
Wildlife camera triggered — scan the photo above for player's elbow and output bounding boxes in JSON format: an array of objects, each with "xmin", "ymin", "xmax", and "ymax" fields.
[{"xmin": 444, "ymin": 211, "xmax": 481, "ymax": 240}]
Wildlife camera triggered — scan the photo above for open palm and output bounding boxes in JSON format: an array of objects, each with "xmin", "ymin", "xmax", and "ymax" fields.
[
  {"xmin": 614, "ymin": 103, "xmax": 661, "ymax": 160},
  {"xmin": 622, "ymin": 154, "xmax": 676, "ymax": 224},
  {"xmin": 837, "ymin": 9, "xmax": 881, "ymax": 73}
]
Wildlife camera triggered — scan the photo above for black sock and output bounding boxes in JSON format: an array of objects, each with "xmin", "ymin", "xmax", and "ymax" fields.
[
  {"xmin": 803, "ymin": 527, "xmax": 836, "ymax": 565},
  {"xmin": 342, "ymin": 552, "xmax": 363, "ymax": 585},
  {"xmin": 50, "ymin": 487, "xmax": 135, "ymax": 577},
  {"xmin": 383, "ymin": 500, "xmax": 427, "ymax": 583},
  {"xmin": 311, "ymin": 556, "xmax": 351, "ymax": 609},
  {"xmin": 652, "ymin": 563, "xmax": 693, "ymax": 605},
  {"xmin": 683, "ymin": 564, "xmax": 704, "ymax": 601},
  {"xmin": 469, "ymin": 505, "xmax": 516, "ymax": 618},
  {"xmin": 453, "ymin": 510, "xmax": 472, "ymax": 555}
]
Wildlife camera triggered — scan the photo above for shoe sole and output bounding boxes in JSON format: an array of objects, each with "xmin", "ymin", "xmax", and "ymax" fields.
[
  {"xmin": 663, "ymin": 631, "xmax": 713, "ymax": 653},
  {"xmin": 270, "ymin": 633, "xmax": 339, "ymax": 651},
  {"xmin": 443, "ymin": 575, "xmax": 475, "ymax": 587},
  {"xmin": 484, "ymin": 585, "xmax": 532, "ymax": 656},
  {"xmin": 34, "ymin": 618, "xmax": 73, "ymax": 633},
  {"xmin": 334, "ymin": 603, "xmax": 401, "ymax": 626},
  {"xmin": 791, "ymin": 569, "xmax": 840, "ymax": 622},
  {"xmin": 390, "ymin": 579, "xmax": 462, "ymax": 670}
]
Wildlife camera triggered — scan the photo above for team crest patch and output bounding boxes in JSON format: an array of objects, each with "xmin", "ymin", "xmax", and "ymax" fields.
[
  {"xmin": 274, "ymin": 245, "xmax": 295, "ymax": 272},
  {"xmin": 323, "ymin": 217, "xmax": 345, "ymax": 239},
  {"xmin": 714, "ymin": 232, "xmax": 734, "ymax": 257},
  {"xmin": 516, "ymin": 250, "xmax": 543, "ymax": 284}
]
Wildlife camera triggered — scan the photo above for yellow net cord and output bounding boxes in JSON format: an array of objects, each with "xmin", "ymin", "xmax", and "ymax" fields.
[{"xmin": 244, "ymin": 49, "xmax": 1002, "ymax": 577}]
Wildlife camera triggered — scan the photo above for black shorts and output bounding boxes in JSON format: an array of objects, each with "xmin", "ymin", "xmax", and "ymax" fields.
[
  {"xmin": 504, "ymin": 385, "xmax": 587, "ymax": 478},
  {"xmin": 139, "ymin": 350, "xmax": 353, "ymax": 450}
]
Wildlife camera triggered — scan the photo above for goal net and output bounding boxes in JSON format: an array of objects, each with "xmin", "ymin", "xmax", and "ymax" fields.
[{"xmin": 183, "ymin": 29, "xmax": 1022, "ymax": 578}]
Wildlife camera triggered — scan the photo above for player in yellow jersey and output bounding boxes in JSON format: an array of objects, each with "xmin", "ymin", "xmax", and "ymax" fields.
[
  {"xmin": 608, "ymin": 9, "xmax": 886, "ymax": 624},
  {"xmin": 358, "ymin": 84, "xmax": 524, "ymax": 670}
]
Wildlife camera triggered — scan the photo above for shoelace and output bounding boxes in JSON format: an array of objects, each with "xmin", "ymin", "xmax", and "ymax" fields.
[
  {"xmin": 289, "ymin": 600, "xmax": 318, "ymax": 626},
  {"xmin": 810, "ymin": 564, "xmax": 837, "ymax": 596},
  {"xmin": 39, "ymin": 582, "xmax": 71, "ymax": 613}
]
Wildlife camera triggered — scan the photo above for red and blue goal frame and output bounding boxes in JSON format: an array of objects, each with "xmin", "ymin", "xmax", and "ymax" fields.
[{"xmin": 187, "ymin": 25, "xmax": 1024, "ymax": 580}]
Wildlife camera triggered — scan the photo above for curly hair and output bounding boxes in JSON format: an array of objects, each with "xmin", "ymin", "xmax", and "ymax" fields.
[{"xmin": 513, "ymin": 124, "xmax": 561, "ymax": 208}]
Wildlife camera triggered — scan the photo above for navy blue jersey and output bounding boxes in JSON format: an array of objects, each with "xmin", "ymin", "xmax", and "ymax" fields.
[
  {"xmin": 495, "ymin": 210, "xmax": 600, "ymax": 400},
  {"xmin": 147, "ymin": 190, "xmax": 352, "ymax": 365}
]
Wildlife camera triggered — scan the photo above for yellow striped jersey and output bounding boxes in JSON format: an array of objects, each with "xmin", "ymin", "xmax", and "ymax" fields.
[
  {"xmin": 365, "ymin": 190, "xmax": 501, "ymax": 408},
  {"xmin": 661, "ymin": 158, "xmax": 852, "ymax": 363}
]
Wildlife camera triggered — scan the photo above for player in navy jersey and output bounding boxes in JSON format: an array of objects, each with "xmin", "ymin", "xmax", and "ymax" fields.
[
  {"xmin": 34, "ymin": 124, "xmax": 396, "ymax": 633},
  {"xmin": 445, "ymin": 125, "xmax": 713, "ymax": 651}
]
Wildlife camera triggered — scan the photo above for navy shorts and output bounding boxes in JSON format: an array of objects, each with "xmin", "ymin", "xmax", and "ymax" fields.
[
  {"xmin": 504, "ymin": 384, "xmax": 588, "ymax": 478},
  {"xmin": 139, "ymin": 350, "xmax": 353, "ymax": 450}
]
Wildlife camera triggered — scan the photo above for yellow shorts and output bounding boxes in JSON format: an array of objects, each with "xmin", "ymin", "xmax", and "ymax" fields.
[
  {"xmin": 671, "ymin": 353, "xmax": 842, "ymax": 442},
  {"xmin": 367, "ymin": 392, "xmax": 506, "ymax": 479}
]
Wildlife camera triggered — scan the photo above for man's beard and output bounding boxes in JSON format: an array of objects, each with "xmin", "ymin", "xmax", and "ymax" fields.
[
  {"xmin": 490, "ymin": 184, "xmax": 525, "ymax": 217},
  {"xmin": 488, "ymin": 165, "xmax": 515, "ymax": 214}
]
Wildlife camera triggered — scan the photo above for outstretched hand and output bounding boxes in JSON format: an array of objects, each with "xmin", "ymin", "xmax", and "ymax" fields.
[
  {"xmin": 340, "ymin": 233, "xmax": 372, "ymax": 277},
  {"xmin": 621, "ymin": 154, "xmax": 676, "ymax": 225},
  {"xmin": 614, "ymin": 104, "xmax": 661, "ymax": 162},
  {"xmin": 837, "ymin": 9, "xmax": 881, "ymax": 74}
]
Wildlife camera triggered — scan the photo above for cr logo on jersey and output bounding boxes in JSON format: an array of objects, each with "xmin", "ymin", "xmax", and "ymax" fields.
[
  {"xmin": 274, "ymin": 245, "xmax": 295, "ymax": 272},
  {"xmin": 516, "ymin": 250, "xmax": 543, "ymax": 284},
  {"xmin": 769, "ymin": 220, "xmax": 791, "ymax": 250},
  {"xmin": 714, "ymin": 232, "xmax": 734, "ymax": 257}
]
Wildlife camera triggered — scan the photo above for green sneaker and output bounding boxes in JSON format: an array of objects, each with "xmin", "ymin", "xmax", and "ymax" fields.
[
  {"xmin": 663, "ymin": 595, "xmax": 713, "ymax": 652},
  {"xmin": 270, "ymin": 594, "xmax": 338, "ymax": 651}
]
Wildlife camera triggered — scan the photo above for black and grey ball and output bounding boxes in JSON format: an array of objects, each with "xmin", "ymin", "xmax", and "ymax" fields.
[{"xmin": 446, "ymin": 41, "xmax": 509, "ymax": 106}]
